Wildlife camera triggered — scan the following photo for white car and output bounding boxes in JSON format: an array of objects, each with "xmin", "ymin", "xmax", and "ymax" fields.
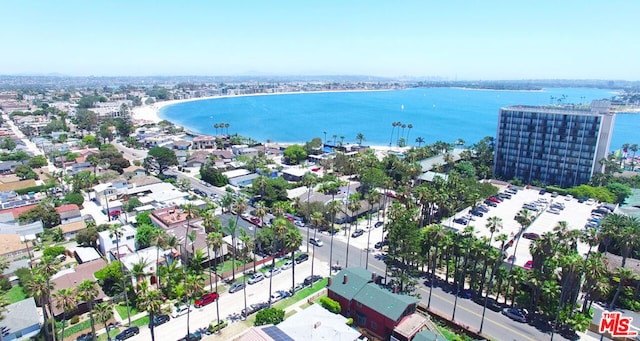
[
  {"xmin": 248, "ymin": 273, "xmax": 265, "ymax": 285},
  {"xmin": 281, "ymin": 260, "xmax": 293, "ymax": 270},
  {"xmin": 585, "ymin": 198, "xmax": 596, "ymax": 206},
  {"xmin": 310, "ymin": 237, "xmax": 324, "ymax": 247},
  {"xmin": 171, "ymin": 305, "xmax": 191, "ymax": 318}
]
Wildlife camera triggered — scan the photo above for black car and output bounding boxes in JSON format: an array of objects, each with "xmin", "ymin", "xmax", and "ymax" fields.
[
  {"xmin": 470, "ymin": 210, "xmax": 484, "ymax": 217},
  {"xmin": 475, "ymin": 205, "xmax": 489, "ymax": 213},
  {"xmin": 304, "ymin": 275, "xmax": 323, "ymax": 286},
  {"xmin": 295, "ymin": 253, "xmax": 309, "ymax": 264},
  {"xmin": 351, "ymin": 229, "xmax": 365, "ymax": 238},
  {"xmin": 242, "ymin": 302, "xmax": 269, "ymax": 317},
  {"xmin": 473, "ymin": 296, "xmax": 502, "ymax": 312},
  {"xmin": 177, "ymin": 332, "xmax": 202, "ymax": 341},
  {"xmin": 374, "ymin": 221, "xmax": 384, "ymax": 228},
  {"xmin": 115, "ymin": 327, "xmax": 140, "ymax": 340},
  {"xmin": 76, "ymin": 333, "xmax": 94, "ymax": 341},
  {"xmin": 453, "ymin": 218, "xmax": 468, "ymax": 225},
  {"xmin": 149, "ymin": 314, "xmax": 170, "ymax": 327},
  {"xmin": 484, "ymin": 200, "xmax": 497, "ymax": 207}
]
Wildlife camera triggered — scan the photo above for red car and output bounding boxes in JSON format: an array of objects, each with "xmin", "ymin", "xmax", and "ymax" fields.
[
  {"xmin": 194, "ymin": 292, "xmax": 218, "ymax": 308},
  {"xmin": 524, "ymin": 260, "xmax": 533, "ymax": 270},
  {"xmin": 488, "ymin": 197, "xmax": 502, "ymax": 203},
  {"xmin": 250, "ymin": 217, "xmax": 261, "ymax": 225}
]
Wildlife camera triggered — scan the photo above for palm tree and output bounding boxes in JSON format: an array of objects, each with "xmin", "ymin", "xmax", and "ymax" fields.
[
  {"xmin": 364, "ymin": 191, "xmax": 381, "ymax": 269},
  {"xmin": 239, "ymin": 229, "xmax": 251, "ymax": 319},
  {"xmin": 53, "ymin": 287, "xmax": 78, "ymax": 341},
  {"xmin": 426, "ymin": 224, "xmax": 446, "ymax": 309},
  {"xmin": 332, "ymin": 134, "xmax": 337, "ymax": 145},
  {"xmin": 150, "ymin": 231, "xmax": 168, "ymax": 290},
  {"xmin": 224, "ymin": 219, "xmax": 239, "ymax": 281},
  {"xmin": 452, "ymin": 226, "xmax": 474, "ymax": 321},
  {"xmin": 253, "ymin": 203, "xmax": 267, "ymax": 272},
  {"xmin": 224, "ymin": 123, "xmax": 230, "ymax": 135},
  {"xmin": 181, "ymin": 203, "xmax": 198, "ymax": 269},
  {"xmin": 220, "ymin": 193, "xmax": 234, "ymax": 214},
  {"xmin": 207, "ymin": 231, "xmax": 223, "ymax": 333},
  {"xmin": 137, "ymin": 289, "xmax": 164, "ymax": 341},
  {"xmin": 94, "ymin": 302, "xmax": 114, "ymax": 341},
  {"xmin": 302, "ymin": 173, "xmax": 318, "ymax": 253},
  {"xmin": 108, "ymin": 225, "xmax": 131, "ymax": 326},
  {"xmin": 389, "ymin": 122, "xmax": 397, "ymax": 147},
  {"xmin": 310, "ymin": 211, "xmax": 324, "ymax": 277},
  {"xmin": 214, "ymin": 123, "xmax": 219, "ymax": 135},
  {"xmin": 77, "ymin": 280, "xmax": 99, "ymax": 341},
  {"xmin": 356, "ymin": 133, "xmax": 365, "ymax": 146},
  {"xmin": 485, "ymin": 216, "xmax": 502, "ymax": 249},
  {"xmin": 268, "ymin": 218, "xmax": 289, "ymax": 306},
  {"xmin": 26, "ymin": 274, "xmax": 52, "ymax": 341},
  {"xmin": 345, "ymin": 193, "xmax": 361, "ymax": 267},
  {"xmin": 284, "ymin": 226, "xmax": 303, "ymax": 295},
  {"xmin": 184, "ymin": 274, "xmax": 205, "ymax": 336},
  {"xmin": 619, "ymin": 216, "xmax": 640, "ymax": 268},
  {"xmin": 415, "ymin": 137, "xmax": 425, "ymax": 148},
  {"xmin": 326, "ymin": 200, "xmax": 341, "ymax": 274},
  {"xmin": 610, "ymin": 267, "xmax": 637, "ymax": 310}
]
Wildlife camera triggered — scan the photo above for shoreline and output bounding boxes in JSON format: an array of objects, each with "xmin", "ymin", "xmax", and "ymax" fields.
[{"xmin": 131, "ymin": 89, "xmax": 393, "ymax": 124}]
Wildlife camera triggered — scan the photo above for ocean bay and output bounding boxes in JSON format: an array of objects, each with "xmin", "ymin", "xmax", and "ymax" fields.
[{"xmin": 159, "ymin": 87, "xmax": 637, "ymax": 150}]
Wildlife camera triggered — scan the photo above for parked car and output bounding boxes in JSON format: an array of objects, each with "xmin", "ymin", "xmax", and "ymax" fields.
[
  {"xmin": 473, "ymin": 296, "xmax": 503, "ymax": 312},
  {"xmin": 585, "ymin": 198, "xmax": 596, "ymax": 206},
  {"xmin": 310, "ymin": 237, "xmax": 324, "ymax": 247},
  {"xmin": 177, "ymin": 332, "xmax": 201, "ymax": 341},
  {"xmin": 281, "ymin": 260, "xmax": 293, "ymax": 270},
  {"xmin": 295, "ymin": 253, "xmax": 309, "ymax": 264},
  {"xmin": 171, "ymin": 305, "xmax": 192, "ymax": 318},
  {"xmin": 76, "ymin": 333, "xmax": 94, "ymax": 341},
  {"xmin": 539, "ymin": 189, "xmax": 546, "ymax": 195},
  {"xmin": 498, "ymin": 193, "xmax": 512, "ymax": 199},
  {"xmin": 250, "ymin": 217, "xmax": 261, "ymax": 225},
  {"xmin": 115, "ymin": 327, "xmax": 140, "ymax": 341},
  {"xmin": 547, "ymin": 208, "xmax": 561, "ymax": 215},
  {"xmin": 270, "ymin": 290, "xmax": 290, "ymax": 303},
  {"xmin": 208, "ymin": 319, "xmax": 228, "ymax": 333},
  {"xmin": 374, "ymin": 221, "xmax": 384, "ymax": 228},
  {"xmin": 488, "ymin": 197, "xmax": 502, "ymax": 203},
  {"xmin": 470, "ymin": 210, "xmax": 484, "ymax": 217},
  {"xmin": 228, "ymin": 282, "xmax": 245, "ymax": 293},
  {"xmin": 551, "ymin": 191, "xmax": 559, "ymax": 198},
  {"xmin": 294, "ymin": 220, "xmax": 305, "ymax": 227},
  {"xmin": 565, "ymin": 194, "xmax": 573, "ymax": 201},
  {"xmin": 242, "ymin": 302, "xmax": 269, "ymax": 317},
  {"xmin": 351, "ymin": 229, "xmax": 365, "ymax": 238},
  {"xmin": 453, "ymin": 218, "xmax": 468, "ymax": 225},
  {"xmin": 289, "ymin": 283, "xmax": 305, "ymax": 295},
  {"xmin": 522, "ymin": 232, "xmax": 540, "ymax": 240},
  {"xmin": 149, "ymin": 314, "xmax": 170, "ymax": 327},
  {"xmin": 502, "ymin": 307, "xmax": 528, "ymax": 323},
  {"xmin": 484, "ymin": 200, "xmax": 498, "ymax": 207},
  {"xmin": 524, "ymin": 260, "xmax": 533, "ymax": 270},
  {"xmin": 265, "ymin": 267, "xmax": 282, "ymax": 277},
  {"xmin": 248, "ymin": 272, "xmax": 265, "ymax": 284},
  {"xmin": 194, "ymin": 292, "xmax": 218, "ymax": 308},
  {"xmin": 304, "ymin": 275, "xmax": 323, "ymax": 286}
]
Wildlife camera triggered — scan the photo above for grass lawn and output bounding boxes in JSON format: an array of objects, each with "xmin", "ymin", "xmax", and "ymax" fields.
[
  {"xmin": 131, "ymin": 315, "xmax": 150, "ymax": 328},
  {"xmin": 5, "ymin": 285, "xmax": 26, "ymax": 303},
  {"xmin": 57, "ymin": 319, "xmax": 92, "ymax": 338},
  {"xmin": 216, "ymin": 259, "xmax": 245, "ymax": 274},
  {"xmin": 273, "ymin": 278, "xmax": 328, "ymax": 311},
  {"xmin": 115, "ymin": 304, "xmax": 140, "ymax": 320},
  {"xmin": 97, "ymin": 328, "xmax": 121, "ymax": 341}
]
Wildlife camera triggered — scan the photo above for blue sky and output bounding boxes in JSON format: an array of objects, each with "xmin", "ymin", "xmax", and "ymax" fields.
[{"xmin": 2, "ymin": 1, "xmax": 638, "ymax": 80}]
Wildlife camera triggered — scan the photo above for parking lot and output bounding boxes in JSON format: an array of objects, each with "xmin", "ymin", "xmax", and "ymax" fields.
[{"xmin": 445, "ymin": 186, "xmax": 600, "ymax": 268}]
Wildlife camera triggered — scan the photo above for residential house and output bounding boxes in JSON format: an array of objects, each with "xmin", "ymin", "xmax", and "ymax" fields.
[
  {"xmin": 120, "ymin": 246, "xmax": 179, "ymax": 288},
  {"xmin": 55, "ymin": 204, "xmax": 82, "ymax": 224},
  {"xmin": 122, "ymin": 165, "xmax": 146, "ymax": 179},
  {"xmin": 57, "ymin": 220, "xmax": 87, "ymax": 240},
  {"xmin": 281, "ymin": 167, "xmax": 309, "ymax": 182},
  {"xmin": 98, "ymin": 224, "xmax": 137, "ymax": 260},
  {"xmin": 0, "ymin": 179, "xmax": 37, "ymax": 192},
  {"xmin": 0, "ymin": 161, "xmax": 23, "ymax": 174},
  {"xmin": 277, "ymin": 302, "xmax": 361, "ymax": 340},
  {"xmin": 191, "ymin": 135, "xmax": 217, "ymax": 150},
  {"xmin": 50, "ymin": 259, "xmax": 107, "ymax": 318},
  {"xmin": 168, "ymin": 139, "xmax": 192, "ymax": 150},
  {"xmin": 149, "ymin": 205, "xmax": 202, "ymax": 230},
  {"xmin": 328, "ymin": 268, "xmax": 419, "ymax": 340},
  {"xmin": 185, "ymin": 151, "xmax": 210, "ymax": 168},
  {"xmin": 73, "ymin": 246, "xmax": 102, "ymax": 264},
  {"xmin": 0, "ymin": 297, "xmax": 41, "ymax": 340}
]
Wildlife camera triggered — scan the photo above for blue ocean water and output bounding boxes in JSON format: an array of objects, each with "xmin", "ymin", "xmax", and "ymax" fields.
[{"xmin": 159, "ymin": 87, "xmax": 638, "ymax": 150}]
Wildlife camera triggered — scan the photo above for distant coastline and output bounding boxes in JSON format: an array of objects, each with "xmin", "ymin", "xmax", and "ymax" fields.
[{"xmin": 452, "ymin": 86, "xmax": 544, "ymax": 92}]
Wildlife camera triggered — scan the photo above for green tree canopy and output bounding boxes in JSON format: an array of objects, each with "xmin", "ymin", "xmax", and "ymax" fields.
[
  {"xmin": 145, "ymin": 146, "xmax": 178, "ymax": 174},
  {"xmin": 14, "ymin": 164, "xmax": 37, "ymax": 180},
  {"xmin": 18, "ymin": 203, "xmax": 61, "ymax": 229},
  {"xmin": 282, "ymin": 145, "xmax": 307, "ymax": 165},
  {"xmin": 135, "ymin": 224, "xmax": 161, "ymax": 249},
  {"xmin": 64, "ymin": 192, "xmax": 85, "ymax": 206},
  {"xmin": 200, "ymin": 165, "xmax": 228, "ymax": 186},
  {"xmin": 254, "ymin": 308, "xmax": 285, "ymax": 326},
  {"xmin": 28, "ymin": 155, "xmax": 48, "ymax": 168}
]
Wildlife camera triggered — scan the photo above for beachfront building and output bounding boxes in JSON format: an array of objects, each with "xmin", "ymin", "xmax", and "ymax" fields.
[{"xmin": 493, "ymin": 100, "xmax": 615, "ymax": 188}]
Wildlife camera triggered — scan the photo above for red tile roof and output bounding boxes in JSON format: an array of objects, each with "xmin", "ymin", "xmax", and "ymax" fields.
[
  {"xmin": 55, "ymin": 204, "xmax": 79, "ymax": 213},
  {"xmin": 0, "ymin": 204, "xmax": 37, "ymax": 219}
]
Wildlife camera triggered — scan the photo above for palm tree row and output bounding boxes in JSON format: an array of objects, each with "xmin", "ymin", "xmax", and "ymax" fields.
[{"xmin": 213, "ymin": 122, "xmax": 230, "ymax": 135}]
